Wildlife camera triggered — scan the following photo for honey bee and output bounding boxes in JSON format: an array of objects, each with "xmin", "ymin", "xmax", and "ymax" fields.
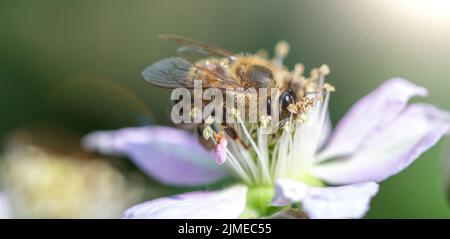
[
  {"xmin": 142, "ymin": 35, "xmax": 297, "ymax": 147},
  {"xmin": 144, "ymin": 35, "xmax": 296, "ymax": 112}
]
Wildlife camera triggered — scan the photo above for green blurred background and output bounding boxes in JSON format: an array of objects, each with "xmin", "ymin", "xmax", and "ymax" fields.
[{"xmin": 1, "ymin": 0, "xmax": 450, "ymax": 218}]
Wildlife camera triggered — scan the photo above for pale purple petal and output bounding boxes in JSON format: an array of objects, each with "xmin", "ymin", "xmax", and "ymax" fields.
[
  {"xmin": 313, "ymin": 104, "xmax": 450, "ymax": 184},
  {"xmin": 272, "ymin": 179, "xmax": 309, "ymax": 206},
  {"xmin": 82, "ymin": 126, "xmax": 228, "ymax": 186},
  {"xmin": 302, "ymin": 182, "xmax": 379, "ymax": 219},
  {"xmin": 214, "ymin": 137, "xmax": 228, "ymax": 164},
  {"xmin": 123, "ymin": 185, "xmax": 247, "ymax": 219},
  {"xmin": 272, "ymin": 179, "xmax": 378, "ymax": 219},
  {"xmin": 318, "ymin": 78, "xmax": 427, "ymax": 160},
  {"xmin": 0, "ymin": 192, "xmax": 12, "ymax": 219}
]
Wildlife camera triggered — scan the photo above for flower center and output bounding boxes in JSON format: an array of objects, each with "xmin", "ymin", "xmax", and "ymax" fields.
[
  {"xmin": 239, "ymin": 185, "xmax": 283, "ymax": 218},
  {"xmin": 199, "ymin": 42, "xmax": 335, "ymax": 188},
  {"xmin": 217, "ymin": 64, "xmax": 334, "ymax": 187}
]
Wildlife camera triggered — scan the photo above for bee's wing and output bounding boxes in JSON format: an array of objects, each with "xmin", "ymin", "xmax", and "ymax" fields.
[
  {"xmin": 143, "ymin": 57, "xmax": 242, "ymax": 89},
  {"xmin": 159, "ymin": 35, "xmax": 237, "ymax": 61},
  {"xmin": 142, "ymin": 57, "xmax": 193, "ymax": 88}
]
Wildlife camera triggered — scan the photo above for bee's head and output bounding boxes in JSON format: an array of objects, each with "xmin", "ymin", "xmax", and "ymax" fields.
[
  {"xmin": 279, "ymin": 88, "xmax": 296, "ymax": 119},
  {"xmin": 264, "ymin": 87, "xmax": 296, "ymax": 120}
]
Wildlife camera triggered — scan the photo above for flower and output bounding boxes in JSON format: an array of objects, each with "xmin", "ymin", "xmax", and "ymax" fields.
[
  {"xmin": 0, "ymin": 192, "xmax": 12, "ymax": 219},
  {"xmin": 82, "ymin": 78, "xmax": 450, "ymax": 219},
  {"xmin": 82, "ymin": 126, "xmax": 229, "ymax": 186},
  {"xmin": 443, "ymin": 143, "xmax": 450, "ymax": 204},
  {"xmin": 271, "ymin": 78, "xmax": 450, "ymax": 218},
  {"xmin": 1, "ymin": 134, "xmax": 144, "ymax": 219},
  {"xmin": 82, "ymin": 42, "xmax": 450, "ymax": 219},
  {"xmin": 83, "ymin": 126, "xmax": 248, "ymax": 218}
]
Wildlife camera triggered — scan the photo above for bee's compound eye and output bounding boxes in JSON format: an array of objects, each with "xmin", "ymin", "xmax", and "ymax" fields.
[
  {"xmin": 247, "ymin": 65, "xmax": 273, "ymax": 88},
  {"xmin": 280, "ymin": 89, "xmax": 295, "ymax": 109},
  {"xmin": 279, "ymin": 89, "xmax": 296, "ymax": 120}
]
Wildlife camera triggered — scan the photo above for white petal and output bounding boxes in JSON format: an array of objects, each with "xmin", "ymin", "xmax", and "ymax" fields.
[
  {"xmin": 313, "ymin": 104, "xmax": 450, "ymax": 184},
  {"xmin": 272, "ymin": 179, "xmax": 310, "ymax": 206},
  {"xmin": 318, "ymin": 78, "xmax": 427, "ymax": 160},
  {"xmin": 302, "ymin": 182, "xmax": 379, "ymax": 219},
  {"xmin": 272, "ymin": 179, "xmax": 379, "ymax": 219},
  {"xmin": 123, "ymin": 185, "xmax": 247, "ymax": 219}
]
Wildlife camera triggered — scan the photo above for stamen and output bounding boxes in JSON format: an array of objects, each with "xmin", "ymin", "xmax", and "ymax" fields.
[
  {"xmin": 297, "ymin": 113, "xmax": 308, "ymax": 124},
  {"xmin": 294, "ymin": 64, "xmax": 305, "ymax": 79},
  {"xmin": 255, "ymin": 49, "xmax": 270, "ymax": 59},
  {"xmin": 290, "ymin": 105, "xmax": 318, "ymax": 175},
  {"xmin": 205, "ymin": 116, "xmax": 214, "ymax": 125},
  {"xmin": 273, "ymin": 41, "xmax": 290, "ymax": 66},
  {"xmin": 287, "ymin": 103, "xmax": 299, "ymax": 114},
  {"xmin": 190, "ymin": 106, "xmax": 200, "ymax": 122},
  {"xmin": 272, "ymin": 63, "xmax": 333, "ymax": 177},
  {"xmin": 228, "ymin": 137, "xmax": 259, "ymax": 183},
  {"xmin": 260, "ymin": 115, "xmax": 271, "ymax": 129},
  {"xmin": 318, "ymin": 64, "xmax": 330, "ymax": 86},
  {"xmin": 226, "ymin": 110, "xmax": 260, "ymax": 181},
  {"xmin": 323, "ymin": 83, "xmax": 335, "ymax": 92},
  {"xmin": 202, "ymin": 126, "xmax": 212, "ymax": 140},
  {"xmin": 273, "ymin": 118, "xmax": 293, "ymax": 178},
  {"xmin": 236, "ymin": 115, "xmax": 267, "ymax": 184},
  {"xmin": 319, "ymin": 64, "xmax": 330, "ymax": 76},
  {"xmin": 310, "ymin": 90, "xmax": 331, "ymax": 165},
  {"xmin": 275, "ymin": 41, "xmax": 290, "ymax": 59},
  {"xmin": 310, "ymin": 68, "xmax": 319, "ymax": 81},
  {"xmin": 257, "ymin": 127, "xmax": 272, "ymax": 184},
  {"xmin": 317, "ymin": 91, "xmax": 331, "ymax": 141},
  {"xmin": 201, "ymin": 43, "xmax": 336, "ymax": 188},
  {"xmin": 225, "ymin": 149, "xmax": 253, "ymax": 185},
  {"xmin": 230, "ymin": 107, "xmax": 240, "ymax": 119}
]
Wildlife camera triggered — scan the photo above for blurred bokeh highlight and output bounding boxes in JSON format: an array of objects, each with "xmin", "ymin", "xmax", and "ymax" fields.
[{"xmin": 1, "ymin": 0, "xmax": 450, "ymax": 218}]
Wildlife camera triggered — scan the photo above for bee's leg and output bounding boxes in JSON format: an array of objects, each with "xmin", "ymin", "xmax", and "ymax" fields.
[
  {"xmin": 222, "ymin": 123, "xmax": 250, "ymax": 149},
  {"xmin": 196, "ymin": 124, "xmax": 215, "ymax": 151}
]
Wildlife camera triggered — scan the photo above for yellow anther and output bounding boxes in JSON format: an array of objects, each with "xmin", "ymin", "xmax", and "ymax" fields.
[
  {"xmin": 305, "ymin": 82, "xmax": 317, "ymax": 93},
  {"xmin": 283, "ymin": 121, "xmax": 291, "ymax": 131},
  {"xmin": 260, "ymin": 115, "xmax": 272, "ymax": 128},
  {"xmin": 323, "ymin": 83, "xmax": 336, "ymax": 92},
  {"xmin": 317, "ymin": 95, "xmax": 324, "ymax": 103},
  {"xmin": 294, "ymin": 63, "xmax": 305, "ymax": 76},
  {"xmin": 287, "ymin": 103, "xmax": 299, "ymax": 114},
  {"xmin": 275, "ymin": 41, "xmax": 290, "ymax": 58},
  {"xmin": 205, "ymin": 116, "xmax": 214, "ymax": 125},
  {"xmin": 310, "ymin": 68, "xmax": 319, "ymax": 79},
  {"xmin": 255, "ymin": 49, "xmax": 269, "ymax": 59},
  {"xmin": 230, "ymin": 108, "xmax": 240, "ymax": 118},
  {"xmin": 203, "ymin": 126, "xmax": 212, "ymax": 140},
  {"xmin": 213, "ymin": 131, "xmax": 224, "ymax": 144},
  {"xmin": 319, "ymin": 64, "xmax": 330, "ymax": 76},
  {"xmin": 297, "ymin": 113, "xmax": 308, "ymax": 124},
  {"xmin": 304, "ymin": 97, "xmax": 315, "ymax": 110},
  {"xmin": 190, "ymin": 107, "xmax": 199, "ymax": 118}
]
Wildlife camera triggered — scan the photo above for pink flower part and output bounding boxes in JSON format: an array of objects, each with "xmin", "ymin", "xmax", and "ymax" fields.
[{"xmin": 214, "ymin": 136, "xmax": 228, "ymax": 165}]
